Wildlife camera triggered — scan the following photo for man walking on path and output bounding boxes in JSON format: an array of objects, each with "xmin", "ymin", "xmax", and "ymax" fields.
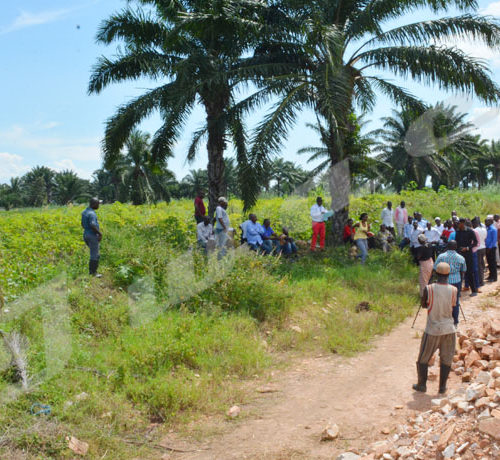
[
  {"xmin": 81, "ymin": 197, "xmax": 103, "ymax": 277},
  {"xmin": 381, "ymin": 201, "xmax": 395, "ymax": 235},
  {"xmin": 413, "ymin": 262, "xmax": 457, "ymax": 394},
  {"xmin": 394, "ymin": 201, "xmax": 407, "ymax": 237},
  {"xmin": 486, "ymin": 217, "xmax": 498, "ymax": 282},
  {"xmin": 434, "ymin": 241, "xmax": 466, "ymax": 326},
  {"xmin": 310, "ymin": 197, "xmax": 327, "ymax": 251},
  {"xmin": 455, "ymin": 218, "xmax": 478, "ymax": 296},
  {"xmin": 194, "ymin": 191, "xmax": 206, "ymax": 224}
]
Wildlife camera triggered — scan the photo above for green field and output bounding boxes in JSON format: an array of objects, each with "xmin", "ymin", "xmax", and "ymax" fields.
[{"xmin": 0, "ymin": 188, "xmax": 499, "ymax": 458}]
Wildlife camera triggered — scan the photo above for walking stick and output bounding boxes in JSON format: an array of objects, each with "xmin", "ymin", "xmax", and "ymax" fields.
[
  {"xmin": 411, "ymin": 305, "xmax": 422, "ymax": 328},
  {"xmin": 460, "ymin": 305, "xmax": 467, "ymax": 322}
]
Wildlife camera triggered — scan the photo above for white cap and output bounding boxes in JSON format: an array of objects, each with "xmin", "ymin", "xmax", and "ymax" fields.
[
  {"xmin": 435, "ymin": 217, "xmax": 441, "ymax": 221},
  {"xmin": 218, "ymin": 196, "xmax": 228, "ymax": 204}
]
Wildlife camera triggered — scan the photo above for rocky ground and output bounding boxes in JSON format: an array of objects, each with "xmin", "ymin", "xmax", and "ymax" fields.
[{"xmin": 165, "ymin": 284, "xmax": 500, "ymax": 460}]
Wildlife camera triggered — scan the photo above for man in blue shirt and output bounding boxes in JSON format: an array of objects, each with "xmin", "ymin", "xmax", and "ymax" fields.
[
  {"xmin": 434, "ymin": 241, "xmax": 466, "ymax": 325},
  {"xmin": 399, "ymin": 216, "xmax": 414, "ymax": 250},
  {"xmin": 245, "ymin": 214, "xmax": 266, "ymax": 253},
  {"xmin": 81, "ymin": 197, "xmax": 103, "ymax": 277},
  {"xmin": 262, "ymin": 219, "xmax": 279, "ymax": 254},
  {"xmin": 485, "ymin": 217, "xmax": 498, "ymax": 282}
]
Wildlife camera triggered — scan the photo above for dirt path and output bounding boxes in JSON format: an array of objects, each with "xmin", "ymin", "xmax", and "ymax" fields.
[{"xmin": 168, "ymin": 282, "xmax": 499, "ymax": 460}]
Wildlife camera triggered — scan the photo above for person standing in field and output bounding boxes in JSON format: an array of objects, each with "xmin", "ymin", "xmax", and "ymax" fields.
[
  {"xmin": 381, "ymin": 201, "xmax": 395, "ymax": 235},
  {"xmin": 81, "ymin": 197, "xmax": 103, "ymax": 277},
  {"xmin": 394, "ymin": 201, "xmax": 408, "ymax": 237},
  {"xmin": 353, "ymin": 213, "xmax": 370, "ymax": 264},
  {"xmin": 455, "ymin": 218, "xmax": 478, "ymax": 296},
  {"xmin": 399, "ymin": 216, "xmax": 413, "ymax": 250},
  {"xmin": 416, "ymin": 234, "xmax": 434, "ymax": 297},
  {"xmin": 194, "ymin": 190, "xmax": 206, "ymax": 224},
  {"xmin": 310, "ymin": 197, "xmax": 327, "ymax": 252},
  {"xmin": 215, "ymin": 197, "xmax": 231, "ymax": 251},
  {"xmin": 495, "ymin": 214, "xmax": 500, "ymax": 266},
  {"xmin": 434, "ymin": 241, "xmax": 466, "ymax": 326},
  {"xmin": 413, "ymin": 262, "xmax": 457, "ymax": 394},
  {"xmin": 485, "ymin": 217, "xmax": 498, "ymax": 282},
  {"xmin": 473, "ymin": 217, "xmax": 487, "ymax": 287}
]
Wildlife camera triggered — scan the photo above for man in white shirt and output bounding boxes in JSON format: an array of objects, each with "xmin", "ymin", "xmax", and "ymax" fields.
[
  {"xmin": 473, "ymin": 217, "xmax": 487, "ymax": 287},
  {"xmin": 394, "ymin": 201, "xmax": 408, "ymax": 237},
  {"xmin": 424, "ymin": 222, "xmax": 441, "ymax": 244},
  {"xmin": 434, "ymin": 217, "xmax": 444, "ymax": 235},
  {"xmin": 381, "ymin": 201, "xmax": 395, "ymax": 235},
  {"xmin": 215, "ymin": 197, "xmax": 231, "ymax": 251},
  {"xmin": 410, "ymin": 220, "xmax": 423, "ymax": 258},
  {"xmin": 197, "ymin": 217, "xmax": 213, "ymax": 253},
  {"xmin": 310, "ymin": 197, "xmax": 327, "ymax": 251},
  {"xmin": 245, "ymin": 214, "xmax": 266, "ymax": 252}
]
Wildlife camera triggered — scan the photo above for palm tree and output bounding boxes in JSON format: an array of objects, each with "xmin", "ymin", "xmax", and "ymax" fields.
[
  {"xmin": 181, "ymin": 169, "xmax": 209, "ymax": 198},
  {"xmin": 248, "ymin": 0, "xmax": 500, "ymax": 243},
  {"xmin": 479, "ymin": 140, "xmax": 500, "ymax": 184},
  {"xmin": 375, "ymin": 104, "xmax": 482, "ymax": 191},
  {"xmin": 89, "ymin": 0, "xmax": 270, "ymax": 215},
  {"xmin": 53, "ymin": 170, "xmax": 90, "ymax": 205},
  {"xmin": 21, "ymin": 166, "xmax": 56, "ymax": 206}
]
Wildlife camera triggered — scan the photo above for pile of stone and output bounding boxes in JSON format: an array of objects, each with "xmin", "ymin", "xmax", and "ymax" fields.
[{"xmin": 338, "ymin": 319, "xmax": 500, "ymax": 460}]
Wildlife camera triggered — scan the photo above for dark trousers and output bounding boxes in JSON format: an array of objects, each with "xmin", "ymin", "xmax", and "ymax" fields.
[
  {"xmin": 477, "ymin": 248, "xmax": 486, "ymax": 286},
  {"xmin": 451, "ymin": 281, "xmax": 462, "ymax": 325},
  {"xmin": 486, "ymin": 248, "xmax": 498, "ymax": 281},
  {"xmin": 463, "ymin": 252, "xmax": 477, "ymax": 292}
]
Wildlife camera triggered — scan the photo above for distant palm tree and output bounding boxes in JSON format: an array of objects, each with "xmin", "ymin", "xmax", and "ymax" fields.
[
  {"xmin": 480, "ymin": 140, "xmax": 500, "ymax": 184},
  {"xmin": 22, "ymin": 166, "xmax": 56, "ymax": 206},
  {"xmin": 89, "ymin": 0, "xmax": 270, "ymax": 215},
  {"xmin": 181, "ymin": 169, "xmax": 209, "ymax": 198},
  {"xmin": 248, "ymin": 0, "xmax": 500, "ymax": 242},
  {"xmin": 54, "ymin": 170, "xmax": 90, "ymax": 205},
  {"xmin": 375, "ymin": 104, "xmax": 482, "ymax": 191}
]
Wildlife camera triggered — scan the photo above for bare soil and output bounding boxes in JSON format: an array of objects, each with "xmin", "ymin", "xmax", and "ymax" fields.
[{"xmin": 167, "ymin": 282, "xmax": 500, "ymax": 460}]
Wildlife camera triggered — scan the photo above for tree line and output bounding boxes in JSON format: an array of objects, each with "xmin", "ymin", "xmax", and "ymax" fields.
[{"xmin": 0, "ymin": 130, "xmax": 310, "ymax": 210}]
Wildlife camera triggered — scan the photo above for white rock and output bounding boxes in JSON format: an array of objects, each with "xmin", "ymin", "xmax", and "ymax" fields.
[
  {"xmin": 465, "ymin": 383, "xmax": 486, "ymax": 402},
  {"xmin": 321, "ymin": 424, "xmax": 340, "ymax": 441},
  {"xmin": 336, "ymin": 453, "xmax": 360, "ymax": 460},
  {"xmin": 443, "ymin": 443, "xmax": 455, "ymax": 458},
  {"xmin": 382, "ymin": 454, "xmax": 394, "ymax": 460},
  {"xmin": 476, "ymin": 371, "xmax": 492, "ymax": 385},
  {"xmin": 415, "ymin": 415, "xmax": 424, "ymax": 424},
  {"xmin": 227, "ymin": 405, "xmax": 241, "ymax": 418},
  {"xmin": 478, "ymin": 408, "xmax": 490, "ymax": 419}
]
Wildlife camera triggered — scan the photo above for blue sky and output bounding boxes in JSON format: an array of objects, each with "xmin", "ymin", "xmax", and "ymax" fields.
[{"xmin": 1, "ymin": 0, "xmax": 500, "ymax": 183}]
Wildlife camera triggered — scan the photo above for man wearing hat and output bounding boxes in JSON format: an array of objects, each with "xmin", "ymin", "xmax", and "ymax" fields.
[
  {"xmin": 215, "ymin": 197, "xmax": 231, "ymax": 251},
  {"xmin": 81, "ymin": 197, "xmax": 103, "ymax": 277},
  {"xmin": 413, "ymin": 262, "xmax": 457, "ymax": 394}
]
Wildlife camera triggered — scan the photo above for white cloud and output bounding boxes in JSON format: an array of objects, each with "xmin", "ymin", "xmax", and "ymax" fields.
[
  {"xmin": 0, "ymin": 8, "xmax": 72, "ymax": 35},
  {"xmin": 0, "ymin": 125, "xmax": 101, "ymax": 180},
  {"xmin": 0, "ymin": 153, "xmax": 30, "ymax": 183},
  {"xmin": 482, "ymin": 1, "xmax": 500, "ymax": 16}
]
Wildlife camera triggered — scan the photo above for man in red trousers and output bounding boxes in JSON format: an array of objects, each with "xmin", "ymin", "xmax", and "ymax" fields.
[{"xmin": 310, "ymin": 197, "xmax": 327, "ymax": 251}]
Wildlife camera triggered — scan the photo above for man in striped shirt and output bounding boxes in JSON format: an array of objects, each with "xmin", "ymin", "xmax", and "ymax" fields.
[{"xmin": 434, "ymin": 241, "xmax": 466, "ymax": 326}]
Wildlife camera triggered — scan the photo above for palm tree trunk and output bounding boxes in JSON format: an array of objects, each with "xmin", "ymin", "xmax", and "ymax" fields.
[{"xmin": 204, "ymin": 94, "xmax": 228, "ymax": 218}]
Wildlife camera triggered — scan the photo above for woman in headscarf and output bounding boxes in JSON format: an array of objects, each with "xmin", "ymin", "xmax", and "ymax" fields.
[{"xmin": 416, "ymin": 234, "xmax": 434, "ymax": 298}]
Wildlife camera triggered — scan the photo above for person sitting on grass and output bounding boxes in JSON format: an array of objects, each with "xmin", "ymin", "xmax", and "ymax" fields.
[
  {"xmin": 279, "ymin": 227, "xmax": 298, "ymax": 257},
  {"xmin": 262, "ymin": 219, "xmax": 279, "ymax": 254},
  {"xmin": 343, "ymin": 218, "xmax": 356, "ymax": 244},
  {"xmin": 196, "ymin": 216, "xmax": 213, "ymax": 253},
  {"xmin": 239, "ymin": 215, "xmax": 252, "ymax": 245},
  {"xmin": 245, "ymin": 214, "xmax": 268, "ymax": 254},
  {"xmin": 377, "ymin": 224, "xmax": 394, "ymax": 253}
]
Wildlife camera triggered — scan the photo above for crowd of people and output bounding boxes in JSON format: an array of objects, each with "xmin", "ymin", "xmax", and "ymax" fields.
[{"xmin": 81, "ymin": 192, "xmax": 500, "ymax": 396}]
